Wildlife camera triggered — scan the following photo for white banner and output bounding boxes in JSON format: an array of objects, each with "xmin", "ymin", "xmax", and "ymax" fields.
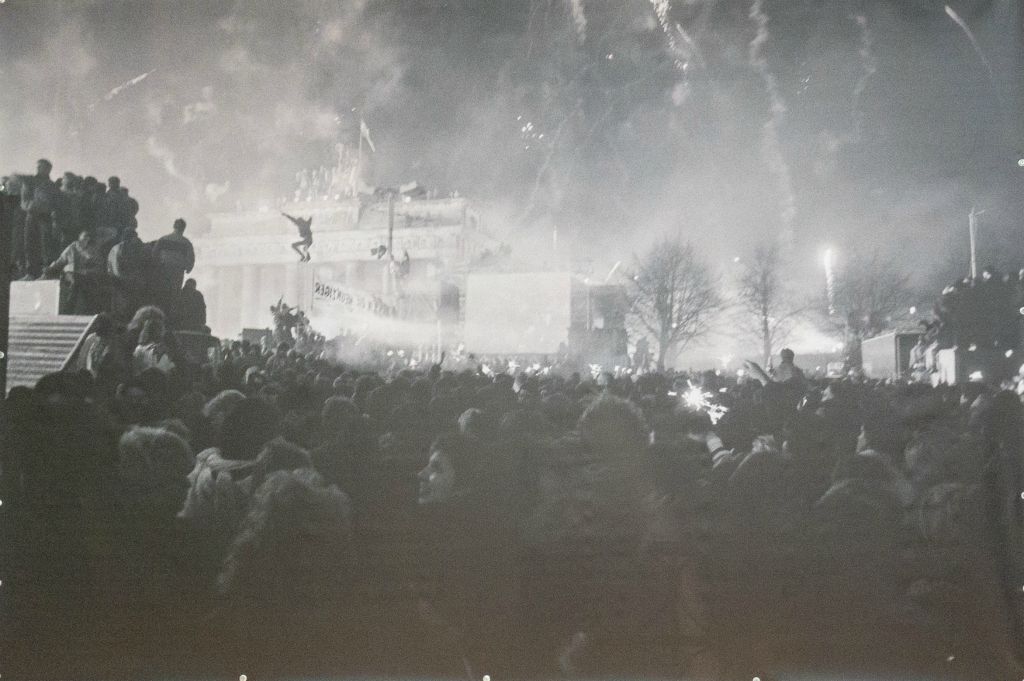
[{"xmin": 312, "ymin": 280, "xmax": 389, "ymax": 314}]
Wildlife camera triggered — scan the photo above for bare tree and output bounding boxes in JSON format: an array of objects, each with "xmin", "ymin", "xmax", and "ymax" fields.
[
  {"xmin": 823, "ymin": 249, "xmax": 915, "ymax": 367},
  {"xmin": 625, "ymin": 237, "xmax": 723, "ymax": 370},
  {"xmin": 732, "ymin": 241, "xmax": 805, "ymax": 367}
]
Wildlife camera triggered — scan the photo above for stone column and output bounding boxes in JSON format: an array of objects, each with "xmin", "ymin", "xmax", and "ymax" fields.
[
  {"xmin": 240, "ymin": 264, "xmax": 258, "ymax": 330},
  {"xmin": 299, "ymin": 263, "xmax": 314, "ymax": 311},
  {"xmin": 284, "ymin": 263, "xmax": 298, "ymax": 307},
  {"xmin": 217, "ymin": 266, "xmax": 241, "ymax": 338}
]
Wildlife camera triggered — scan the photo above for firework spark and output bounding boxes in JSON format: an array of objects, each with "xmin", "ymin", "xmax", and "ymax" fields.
[{"xmin": 748, "ymin": 0, "xmax": 796, "ymax": 246}]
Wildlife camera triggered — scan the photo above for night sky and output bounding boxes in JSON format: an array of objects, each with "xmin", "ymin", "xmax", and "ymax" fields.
[{"xmin": 1, "ymin": 0, "xmax": 1021, "ymax": 292}]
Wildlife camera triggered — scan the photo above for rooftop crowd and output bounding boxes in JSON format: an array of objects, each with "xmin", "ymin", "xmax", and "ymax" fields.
[
  {"xmin": 2, "ymin": 159, "xmax": 206, "ymax": 330},
  {"xmin": 2, "ymin": 320, "xmax": 1023, "ymax": 678}
]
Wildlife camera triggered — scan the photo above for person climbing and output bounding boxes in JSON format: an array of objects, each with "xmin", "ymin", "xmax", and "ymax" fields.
[{"xmin": 282, "ymin": 212, "xmax": 313, "ymax": 262}]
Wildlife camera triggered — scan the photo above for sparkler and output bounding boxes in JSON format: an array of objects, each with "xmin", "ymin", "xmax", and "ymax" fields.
[{"xmin": 682, "ymin": 381, "xmax": 729, "ymax": 424}]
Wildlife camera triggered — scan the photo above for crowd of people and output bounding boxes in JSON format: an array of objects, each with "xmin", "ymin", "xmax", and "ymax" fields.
[
  {"xmin": 930, "ymin": 267, "xmax": 1024, "ymax": 351},
  {"xmin": 2, "ymin": 329, "xmax": 1023, "ymax": 679},
  {"xmin": 2, "ymin": 159, "xmax": 206, "ymax": 329},
  {"xmin": 911, "ymin": 266, "xmax": 1024, "ymax": 384},
  {"xmin": 1, "ymin": 158, "xmax": 1023, "ymax": 679}
]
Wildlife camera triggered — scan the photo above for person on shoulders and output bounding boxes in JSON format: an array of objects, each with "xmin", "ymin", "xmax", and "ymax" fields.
[{"xmin": 771, "ymin": 348, "xmax": 805, "ymax": 388}]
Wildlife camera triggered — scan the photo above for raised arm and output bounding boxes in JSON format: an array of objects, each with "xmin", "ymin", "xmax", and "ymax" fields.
[{"xmin": 743, "ymin": 360, "xmax": 772, "ymax": 386}]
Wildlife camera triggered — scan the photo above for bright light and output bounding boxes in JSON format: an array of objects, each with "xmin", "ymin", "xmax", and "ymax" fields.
[
  {"xmin": 968, "ymin": 344, "xmax": 978, "ymax": 352},
  {"xmin": 732, "ymin": 256, "xmax": 741, "ymax": 263},
  {"xmin": 682, "ymin": 382, "xmax": 729, "ymax": 424},
  {"xmin": 1018, "ymin": 158, "xmax": 1024, "ymax": 167},
  {"xmin": 1006, "ymin": 350, "xmax": 1014, "ymax": 358},
  {"xmin": 909, "ymin": 306, "xmax": 917, "ymax": 314},
  {"xmin": 823, "ymin": 247, "xmax": 835, "ymax": 269},
  {"xmin": 683, "ymin": 384, "xmax": 705, "ymax": 410},
  {"xmin": 969, "ymin": 370, "xmax": 984, "ymax": 381}
]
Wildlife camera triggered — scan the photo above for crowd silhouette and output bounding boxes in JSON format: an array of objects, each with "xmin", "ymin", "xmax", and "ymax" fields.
[
  {"xmin": 3, "ymin": 160, "xmax": 205, "ymax": 329},
  {"xmin": 2, "ymin": 161, "xmax": 1024, "ymax": 681},
  {"xmin": 1, "ymin": 338, "xmax": 1022, "ymax": 679}
]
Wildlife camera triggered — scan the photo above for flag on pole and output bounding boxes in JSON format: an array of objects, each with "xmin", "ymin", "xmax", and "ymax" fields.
[{"xmin": 360, "ymin": 118, "xmax": 376, "ymax": 153}]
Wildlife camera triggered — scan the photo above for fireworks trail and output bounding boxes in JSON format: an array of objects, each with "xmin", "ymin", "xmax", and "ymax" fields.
[
  {"xmin": 943, "ymin": 5, "xmax": 1001, "ymax": 104},
  {"xmin": 90, "ymin": 70, "xmax": 154, "ymax": 109},
  {"xmin": 823, "ymin": 247, "xmax": 836, "ymax": 315},
  {"xmin": 748, "ymin": 0, "xmax": 796, "ymax": 246},
  {"xmin": 649, "ymin": 0, "xmax": 704, "ymax": 72},
  {"xmin": 849, "ymin": 14, "xmax": 876, "ymax": 143},
  {"xmin": 568, "ymin": 0, "xmax": 586, "ymax": 45}
]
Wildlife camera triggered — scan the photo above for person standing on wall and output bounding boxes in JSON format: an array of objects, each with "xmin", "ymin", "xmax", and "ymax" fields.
[{"xmin": 151, "ymin": 218, "xmax": 195, "ymax": 315}]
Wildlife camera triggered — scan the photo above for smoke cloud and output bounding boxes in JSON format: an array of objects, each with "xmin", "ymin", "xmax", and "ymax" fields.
[{"xmin": 0, "ymin": 0, "xmax": 1018, "ymax": 293}]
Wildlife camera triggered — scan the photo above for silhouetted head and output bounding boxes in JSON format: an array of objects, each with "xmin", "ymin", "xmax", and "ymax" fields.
[
  {"xmin": 108, "ymin": 176, "xmax": 120, "ymax": 191},
  {"xmin": 36, "ymin": 159, "xmax": 52, "ymax": 177},
  {"xmin": 219, "ymin": 397, "xmax": 281, "ymax": 461},
  {"xmin": 173, "ymin": 218, "xmax": 186, "ymax": 234},
  {"xmin": 780, "ymin": 348, "xmax": 795, "ymax": 364}
]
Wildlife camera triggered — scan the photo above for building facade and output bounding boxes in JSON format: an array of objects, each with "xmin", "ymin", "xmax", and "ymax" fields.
[{"xmin": 191, "ymin": 195, "xmax": 497, "ymax": 338}]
